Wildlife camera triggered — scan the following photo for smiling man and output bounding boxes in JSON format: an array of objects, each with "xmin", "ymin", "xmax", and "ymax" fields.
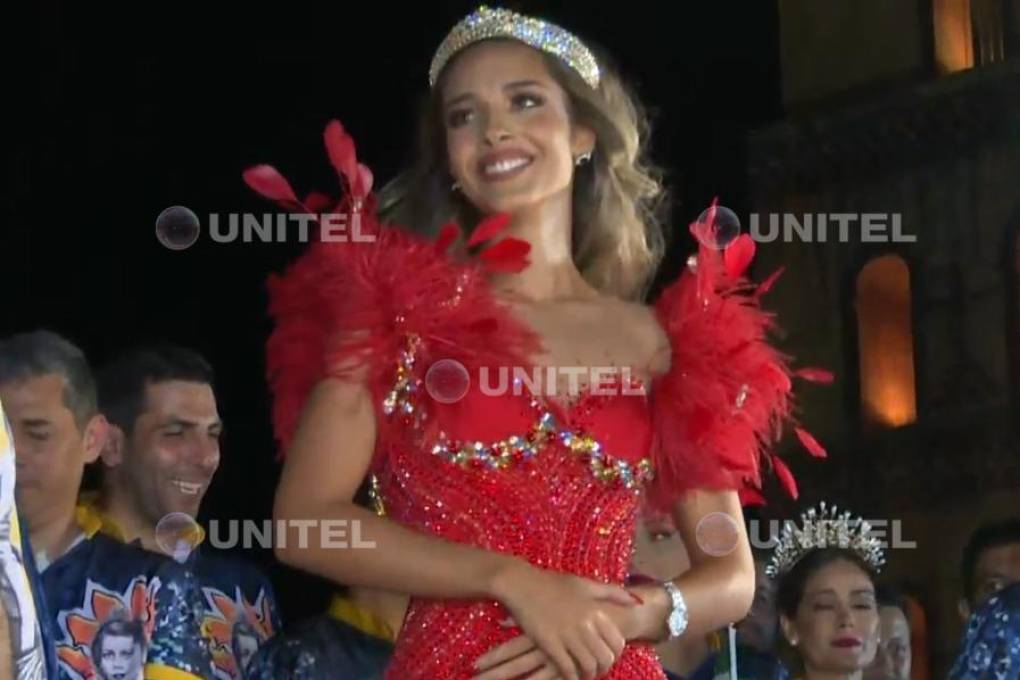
[
  {"xmin": 0, "ymin": 330, "xmax": 213, "ymax": 680},
  {"xmin": 94, "ymin": 346, "xmax": 279, "ymax": 680},
  {"xmin": 97, "ymin": 349, "xmax": 222, "ymax": 539}
]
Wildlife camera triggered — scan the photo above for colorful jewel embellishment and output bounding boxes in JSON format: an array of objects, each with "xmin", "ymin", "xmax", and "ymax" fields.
[
  {"xmin": 430, "ymin": 404, "xmax": 556, "ymax": 470},
  {"xmin": 382, "ymin": 334, "xmax": 424, "ymax": 427},
  {"xmin": 559, "ymin": 429, "xmax": 654, "ymax": 490},
  {"xmin": 382, "ymin": 338, "xmax": 655, "ymax": 489}
]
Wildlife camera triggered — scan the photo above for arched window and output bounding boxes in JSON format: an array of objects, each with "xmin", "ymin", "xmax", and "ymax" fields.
[
  {"xmin": 856, "ymin": 255, "xmax": 917, "ymax": 428},
  {"xmin": 934, "ymin": 0, "xmax": 975, "ymax": 73},
  {"xmin": 933, "ymin": 0, "xmax": 1005, "ymax": 73}
]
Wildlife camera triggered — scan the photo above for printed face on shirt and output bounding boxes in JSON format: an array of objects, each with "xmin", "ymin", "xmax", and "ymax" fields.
[
  {"xmin": 1, "ymin": 373, "xmax": 102, "ymax": 525},
  {"xmin": 97, "ymin": 633, "xmax": 143, "ymax": 680},
  {"xmin": 119, "ymin": 381, "xmax": 221, "ymax": 521},
  {"xmin": 441, "ymin": 40, "xmax": 595, "ymax": 217},
  {"xmin": 781, "ymin": 558, "xmax": 880, "ymax": 675}
]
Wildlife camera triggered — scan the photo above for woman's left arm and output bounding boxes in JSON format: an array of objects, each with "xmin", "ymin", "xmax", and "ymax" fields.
[
  {"xmin": 472, "ymin": 490, "xmax": 753, "ymax": 679},
  {"xmin": 624, "ymin": 488, "xmax": 755, "ymax": 641}
]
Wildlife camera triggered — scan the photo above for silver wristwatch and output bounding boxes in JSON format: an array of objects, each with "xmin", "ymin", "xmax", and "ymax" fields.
[{"xmin": 662, "ymin": 581, "xmax": 689, "ymax": 639}]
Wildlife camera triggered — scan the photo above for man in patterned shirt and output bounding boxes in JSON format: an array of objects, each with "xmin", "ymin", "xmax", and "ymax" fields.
[
  {"xmin": 0, "ymin": 330, "xmax": 212, "ymax": 680},
  {"xmin": 93, "ymin": 346, "xmax": 280, "ymax": 680}
]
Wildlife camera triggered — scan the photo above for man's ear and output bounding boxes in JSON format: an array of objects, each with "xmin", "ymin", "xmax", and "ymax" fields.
[
  {"xmin": 97, "ymin": 421, "xmax": 126, "ymax": 468},
  {"xmin": 958, "ymin": 597, "xmax": 972, "ymax": 622},
  {"xmin": 82, "ymin": 414, "xmax": 111, "ymax": 465}
]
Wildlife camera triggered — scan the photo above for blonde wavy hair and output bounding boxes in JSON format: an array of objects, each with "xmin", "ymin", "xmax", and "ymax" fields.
[{"xmin": 377, "ymin": 40, "xmax": 669, "ymax": 301}]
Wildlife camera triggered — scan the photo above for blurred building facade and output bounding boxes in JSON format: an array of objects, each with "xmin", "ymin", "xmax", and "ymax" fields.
[{"xmin": 747, "ymin": 0, "xmax": 1020, "ymax": 675}]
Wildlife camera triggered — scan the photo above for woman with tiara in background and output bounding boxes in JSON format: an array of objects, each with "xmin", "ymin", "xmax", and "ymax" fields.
[
  {"xmin": 248, "ymin": 6, "xmax": 827, "ymax": 679},
  {"xmin": 769, "ymin": 503, "xmax": 884, "ymax": 680}
]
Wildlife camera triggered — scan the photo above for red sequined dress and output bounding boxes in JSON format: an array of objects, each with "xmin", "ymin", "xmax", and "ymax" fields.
[{"xmin": 251, "ymin": 121, "xmax": 827, "ymax": 680}]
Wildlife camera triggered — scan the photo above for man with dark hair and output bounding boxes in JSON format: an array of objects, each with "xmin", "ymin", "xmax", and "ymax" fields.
[
  {"xmin": 94, "ymin": 345, "xmax": 219, "ymax": 539},
  {"xmin": 864, "ymin": 584, "xmax": 911, "ymax": 680},
  {"xmin": 0, "ymin": 331, "xmax": 213, "ymax": 680},
  {"xmin": 958, "ymin": 518, "xmax": 1020, "ymax": 620},
  {"xmin": 90, "ymin": 345, "xmax": 280, "ymax": 680}
]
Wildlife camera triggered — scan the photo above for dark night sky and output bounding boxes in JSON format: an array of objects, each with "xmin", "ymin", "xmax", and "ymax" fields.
[{"xmin": 4, "ymin": 1, "xmax": 782, "ymax": 620}]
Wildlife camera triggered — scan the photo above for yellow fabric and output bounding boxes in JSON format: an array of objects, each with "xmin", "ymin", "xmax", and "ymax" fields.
[
  {"xmin": 144, "ymin": 663, "xmax": 204, "ymax": 680},
  {"xmin": 73, "ymin": 504, "xmax": 103, "ymax": 540},
  {"xmin": 75, "ymin": 492, "xmax": 207, "ymax": 546},
  {"xmin": 327, "ymin": 594, "xmax": 396, "ymax": 642}
]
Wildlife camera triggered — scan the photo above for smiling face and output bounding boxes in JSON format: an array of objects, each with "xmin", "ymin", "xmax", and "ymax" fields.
[
  {"xmin": 440, "ymin": 39, "xmax": 595, "ymax": 217},
  {"xmin": 117, "ymin": 380, "xmax": 221, "ymax": 521},
  {"xmin": 782, "ymin": 558, "xmax": 880, "ymax": 675}
]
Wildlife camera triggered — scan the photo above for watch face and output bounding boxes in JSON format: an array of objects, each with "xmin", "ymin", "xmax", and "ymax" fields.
[{"xmin": 669, "ymin": 610, "xmax": 684, "ymax": 635}]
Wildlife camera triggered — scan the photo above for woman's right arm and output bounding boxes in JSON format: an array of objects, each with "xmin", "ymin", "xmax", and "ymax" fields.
[
  {"xmin": 275, "ymin": 376, "xmax": 516, "ymax": 598},
  {"xmin": 273, "ymin": 377, "xmax": 632, "ymax": 680}
]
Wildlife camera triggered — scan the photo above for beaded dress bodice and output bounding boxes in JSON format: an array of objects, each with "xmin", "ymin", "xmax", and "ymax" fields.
[{"xmin": 377, "ymin": 363, "xmax": 665, "ymax": 678}]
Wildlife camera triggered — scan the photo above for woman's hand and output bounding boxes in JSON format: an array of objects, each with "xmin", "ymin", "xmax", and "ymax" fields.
[
  {"xmin": 481, "ymin": 561, "xmax": 637, "ymax": 680},
  {"xmin": 472, "ymin": 582, "xmax": 672, "ymax": 679},
  {"xmin": 471, "ymin": 635, "xmax": 568, "ymax": 680}
]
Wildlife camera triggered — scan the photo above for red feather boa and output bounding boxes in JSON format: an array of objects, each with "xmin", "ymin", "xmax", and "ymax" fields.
[{"xmin": 251, "ymin": 120, "xmax": 827, "ymax": 507}]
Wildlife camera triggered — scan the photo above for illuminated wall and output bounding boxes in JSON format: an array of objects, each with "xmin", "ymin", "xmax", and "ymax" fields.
[{"xmin": 856, "ymin": 255, "xmax": 918, "ymax": 428}]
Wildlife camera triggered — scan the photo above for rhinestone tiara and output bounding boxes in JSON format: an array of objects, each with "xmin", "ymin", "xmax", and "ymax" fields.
[
  {"xmin": 429, "ymin": 5, "xmax": 600, "ymax": 90},
  {"xmin": 765, "ymin": 502, "xmax": 886, "ymax": 579}
]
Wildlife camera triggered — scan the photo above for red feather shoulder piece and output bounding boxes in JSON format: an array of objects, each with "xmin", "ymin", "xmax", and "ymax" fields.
[
  {"xmin": 251, "ymin": 121, "xmax": 539, "ymax": 459},
  {"xmin": 646, "ymin": 206, "xmax": 829, "ymax": 511}
]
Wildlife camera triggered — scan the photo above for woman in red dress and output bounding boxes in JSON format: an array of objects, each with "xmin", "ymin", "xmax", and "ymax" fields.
[{"xmin": 251, "ymin": 6, "xmax": 823, "ymax": 679}]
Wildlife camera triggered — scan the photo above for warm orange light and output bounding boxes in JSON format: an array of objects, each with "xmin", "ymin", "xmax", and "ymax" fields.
[
  {"xmin": 933, "ymin": 0, "xmax": 974, "ymax": 73},
  {"xmin": 856, "ymin": 255, "xmax": 917, "ymax": 428}
]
